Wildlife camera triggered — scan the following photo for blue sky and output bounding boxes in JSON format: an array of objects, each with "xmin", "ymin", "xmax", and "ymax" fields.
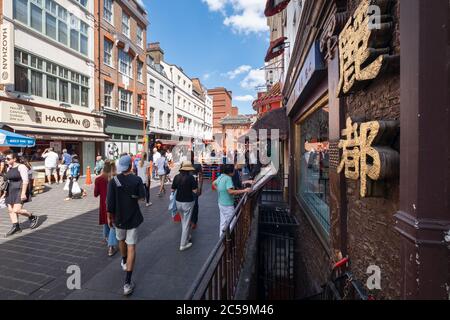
[{"xmin": 143, "ymin": 0, "xmax": 269, "ymax": 114}]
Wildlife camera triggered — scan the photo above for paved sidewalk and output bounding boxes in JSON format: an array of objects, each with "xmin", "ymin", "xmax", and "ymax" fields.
[{"xmin": 0, "ymin": 177, "xmax": 219, "ymax": 300}]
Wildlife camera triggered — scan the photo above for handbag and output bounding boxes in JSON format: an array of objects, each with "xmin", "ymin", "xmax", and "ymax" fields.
[{"xmin": 0, "ymin": 175, "xmax": 9, "ymax": 193}]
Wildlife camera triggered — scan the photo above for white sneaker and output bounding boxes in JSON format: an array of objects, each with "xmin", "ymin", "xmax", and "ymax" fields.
[
  {"xmin": 146, "ymin": 202, "xmax": 153, "ymax": 207},
  {"xmin": 123, "ymin": 282, "xmax": 135, "ymax": 296},
  {"xmin": 179, "ymin": 242, "xmax": 193, "ymax": 251},
  {"xmin": 120, "ymin": 260, "xmax": 127, "ymax": 271}
]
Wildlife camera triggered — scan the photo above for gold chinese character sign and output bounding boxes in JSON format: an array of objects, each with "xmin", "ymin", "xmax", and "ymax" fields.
[
  {"xmin": 337, "ymin": 0, "xmax": 395, "ymax": 96},
  {"xmin": 337, "ymin": 118, "xmax": 399, "ymax": 197}
]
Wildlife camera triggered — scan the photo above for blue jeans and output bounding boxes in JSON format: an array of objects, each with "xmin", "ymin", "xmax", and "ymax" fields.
[{"xmin": 103, "ymin": 224, "xmax": 118, "ymax": 247}]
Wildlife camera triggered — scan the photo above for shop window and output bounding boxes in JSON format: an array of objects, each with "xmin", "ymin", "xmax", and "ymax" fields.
[{"xmin": 296, "ymin": 104, "xmax": 330, "ymax": 236}]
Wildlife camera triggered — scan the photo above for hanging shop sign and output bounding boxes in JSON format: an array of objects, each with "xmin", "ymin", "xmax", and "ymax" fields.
[
  {"xmin": 337, "ymin": 117, "xmax": 399, "ymax": 197},
  {"xmin": 0, "ymin": 22, "xmax": 14, "ymax": 85},
  {"xmin": 287, "ymin": 41, "xmax": 326, "ymax": 114},
  {"xmin": 336, "ymin": 0, "xmax": 395, "ymax": 96}
]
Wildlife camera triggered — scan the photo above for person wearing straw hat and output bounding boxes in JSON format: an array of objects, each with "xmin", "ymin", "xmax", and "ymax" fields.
[{"xmin": 171, "ymin": 161, "xmax": 198, "ymax": 251}]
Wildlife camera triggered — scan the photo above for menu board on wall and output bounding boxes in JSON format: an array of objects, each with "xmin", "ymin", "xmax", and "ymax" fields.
[{"xmin": 50, "ymin": 141, "xmax": 62, "ymax": 153}]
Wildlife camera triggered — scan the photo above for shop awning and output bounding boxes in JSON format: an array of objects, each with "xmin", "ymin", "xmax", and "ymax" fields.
[
  {"xmin": 7, "ymin": 125, "xmax": 110, "ymax": 142},
  {"xmin": 265, "ymin": 0, "xmax": 291, "ymax": 18},
  {"xmin": 0, "ymin": 129, "xmax": 36, "ymax": 147},
  {"xmin": 265, "ymin": 37, "xmax": 287, "ymax": 62},
  {"xmin": 252, "ymin": 82, "xmax": 283, "ymax": 110}
]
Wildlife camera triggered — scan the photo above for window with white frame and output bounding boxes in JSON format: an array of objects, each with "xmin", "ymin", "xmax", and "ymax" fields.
[
  {"xmin": 104, "ymin": 81, "xmax": 113, "ymax": 109},
  {"xmin": 168, "ymin": 113, "xmax": 172, "ymax": 129},
  {"xmin": 103, "ymin": 0, "xmax": 113, "ymax": 24},
  {"xmin": 149, "ymin": 107, "xmax": 155, "ymax": 126},
  {"xmin": 122, "ymin": 11, "xmax": 130, "ymax": 37},
  {"xmin": 137, "ymin": 61, "xmax": 143, "ymax": 81},
  {"xmin": 104, "ymin": 38, "xmax": 113, "ymax": 66},
  {"xmin": 159, "ymin": 85, "xmax": 164, "ymax": 101},
  {"xmin": 119, "ymin": 89, "xmax": 132, "ymax": 113},
  {"xmin": 119, "ymin": 49, "xmax": 132, "ymax": 77},
  {"xmin": 14, "ymin": 49, "xmax": 89, "ymax": 106},
  {"xmin": 137, "ymin": 26, "xmax": 144, "ymax": 48},
  {"xmin": 159, "ymin": 111, "xmax": 164, "ymax": 127},
  {"xmin": 168, "ymin": 90, "xmax": 172, "ymax": 105},
  {"xmin": 149, "ymin": 79, "xmax": 155, "ymax": 96},
  {"xmin": 14, "ymin": 0, "xmax": 87, "ymax": 56}
]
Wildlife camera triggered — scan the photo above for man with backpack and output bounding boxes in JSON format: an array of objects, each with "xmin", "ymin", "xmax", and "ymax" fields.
[{"xmin": 107, "ymin": 155, "xmax": 145, "ymax": 296}]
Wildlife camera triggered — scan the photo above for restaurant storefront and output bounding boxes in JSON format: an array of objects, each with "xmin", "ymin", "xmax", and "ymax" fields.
[
  {"xmin": 0, "ymin": 98, "xmax": 107, "ymax": 174},
  {"xmin": 103, "ymin": 109, "xmax": 148, "ymax": 160}
]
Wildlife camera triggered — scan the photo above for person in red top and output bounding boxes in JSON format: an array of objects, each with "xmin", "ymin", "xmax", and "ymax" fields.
[{"xmin": 94, "ymin": 160, "xmax": 118, "ymax": 257}]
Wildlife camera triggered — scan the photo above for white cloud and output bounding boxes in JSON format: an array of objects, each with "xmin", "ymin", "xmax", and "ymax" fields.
[
  {"xmin": 202, "ymin": 73, "xmax": 212, "ymax": 80},
  {"xmin": 202, "ymin": 0, "xmax": 269, "ymax": 35},
  {"xmin": 235, "ymin": 95, "xmax": 255, "ymax": 102},
  {"xmin": 224, "ymin": 65, "xmax": 252, "ymax": 79},
  {"xmin": 240, "ymin": 69, "xmax": 266, "ymax": 90},
  {"xmin": 202, "ymin": 0, "xmax": 228, "ymax": 12}
]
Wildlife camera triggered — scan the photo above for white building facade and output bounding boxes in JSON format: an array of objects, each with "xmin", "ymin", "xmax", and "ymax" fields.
[
  {"xmin": 146, "ymin": 43, "xmax": 213, "ymax": 145},
  {"xmin": 0, "ymin": 0, "xmax": 106, "ymax": 173}
]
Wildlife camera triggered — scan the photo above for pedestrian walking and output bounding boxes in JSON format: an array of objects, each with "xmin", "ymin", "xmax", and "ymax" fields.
[
  {"xmin": 107, "ymin": 155, "xmax": 145, "ymax": 296},
  {"xmin": 19, "ymin": 156, "xmax": 34, "ymax": 203},
  {"xmin": 59, "ymin": 149, "xmax": 72, "ymax": 183},
  {"xmin": 190, "ymin": 151, "xmax": 203, "ymax": 230},
  {"xmin": 152, "ymin": 148, "xmax": 161, "ymax": 180},
  {"xmin": 3, "ymin": 150, "xmax": 39, "ymax": 237},
  {"xmin": 65, "ymin": 155, "xmax": 87, "ymax": 201},
  {"xmin": 0, "ymin": 159, "xmax": 8, "ymax": 209},
  {"xmin": 171, "ymin": 161, "xmax": 198, "ymax": 251},
  {"xmin": 213, "ymin": 164, "xmax": 251, "ymax": 238},
  {"xmin": 136, "ymin": 152, "xmax": 152, "ymax": 207},
  {"xmin": 42, "ymin": 147, "xmax": 59, "ymax": 185},
  {"xmin": 94, "ymin": 155, "xmax": 105, "ymax": 176},
  {"xmin": 95, "ymin": 160, "xmax": 118, "ymax": 257},
  {"xmin": 156, "ymin": 150, "xmax": 168, "ymax": 197}
]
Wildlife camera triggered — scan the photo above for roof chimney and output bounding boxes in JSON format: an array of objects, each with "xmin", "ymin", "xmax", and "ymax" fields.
[{"xmin": 147, "ymin": 42, "xmax": 165, "ymax": 64}]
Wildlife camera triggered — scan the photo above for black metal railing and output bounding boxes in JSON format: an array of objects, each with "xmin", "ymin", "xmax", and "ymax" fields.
[{"xmin": 185, "ymin": 191, "xmax": 260, "ymax": 300}]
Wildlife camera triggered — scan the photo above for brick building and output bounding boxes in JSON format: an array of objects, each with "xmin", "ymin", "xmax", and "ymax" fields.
[
  {"xmin": 279, "ymin": 0, "xmax": 449, "ymax": 299},
  {"xmin": 94, "ymin": 0, "xmax": 149, "ymax": 158},
  {"xmin": 207, "ymin": 87, "xmax": 234, "ymax": 134}
]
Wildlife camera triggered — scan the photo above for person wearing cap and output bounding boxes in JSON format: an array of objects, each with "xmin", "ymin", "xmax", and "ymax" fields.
[
  {"xmin": 171, "ymin": 161, "xmax": 198, "ymax": 251},
  {"xmin": 107, "ymin": 154, "xmax": 145, "ymax": 296}
]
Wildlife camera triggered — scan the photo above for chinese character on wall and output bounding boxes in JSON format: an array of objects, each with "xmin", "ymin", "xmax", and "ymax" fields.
[
  {"xmin": 337, "ymin": 117, "xmax": 399, "ymax": 197},
  {"xmin": 337, "ymin": 0, "xmax": 395, "ymax": 96}
]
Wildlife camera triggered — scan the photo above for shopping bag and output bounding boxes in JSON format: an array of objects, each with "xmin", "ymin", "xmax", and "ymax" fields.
[
  {"xmin": 63, "ymin": 179, "xmax": 70, "ymax": 191},
  {"xmin": 71, "ymin": 181, "xmax": 82, "ymax": 195},
  {"xmin": 173, "ymin": 213, "xmax": 181, "ymax": 223},
  {"xmin": 168, "ymin": 191, "xmax": 177, "ymax": 217}
]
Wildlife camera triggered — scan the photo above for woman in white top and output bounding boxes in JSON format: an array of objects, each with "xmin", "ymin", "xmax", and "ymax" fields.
[
  {"xmin": 137, "ymin": 152, "xmax": 152, "ymax": 207},
  {"xmin": 3, "ymin": 150, "xmax": 40, "ymax": 237},
  {"xmin": 156, "ymin": 150, "xmax": 168, "ymax": 197}
]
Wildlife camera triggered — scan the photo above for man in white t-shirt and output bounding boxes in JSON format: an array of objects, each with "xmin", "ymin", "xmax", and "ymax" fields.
[
  {"xmin": 42, "ymin": 148, "xmax": 60, "ymax": 185},
  {"xmin": 151, "ymin": 148, "xmax": 161, "ymax": 180}
]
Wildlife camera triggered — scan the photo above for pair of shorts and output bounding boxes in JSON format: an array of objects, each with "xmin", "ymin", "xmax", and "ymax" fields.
[
  {"xmin": 45, "ymin": 167, "xmax": 57, "ymax": 176},
  {"xmin": 116, "ymin": 227, "xmax": 139, "ymax": 245}
]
